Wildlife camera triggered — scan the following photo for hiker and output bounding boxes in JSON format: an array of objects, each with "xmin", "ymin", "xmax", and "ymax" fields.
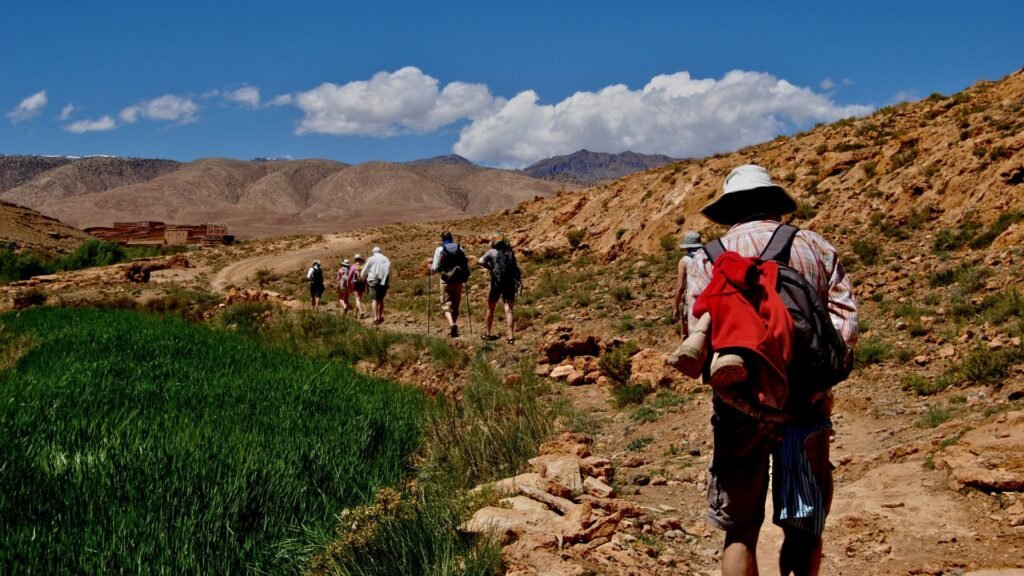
[
  {"xmin": 306, "ymin": 259, "xmax": 326, "ymax": 310},
  {"xmin": 429, "ymin": 231, "xmax": 470, "ymax": 338},
  {"xmin": 350, "ymin": 254, "xmax": 367, "ymax": 318},
  {"xmin": 672, "ymin": 230, "xmax": 703, "ymax": 340},
  {"xmin": 361, "ymin": 247, "xmax": 391, "ymax": 325},
  {"xmin": 681, "ymin": 164, "xmax": 858, "ymax": 576},
  {"xmin": 478, "ymin": 233, "xmax": 521, "ymax": 344},
  {"xmin": 336, "ymin": 259, "xmax": 352, "ymax": 313}
]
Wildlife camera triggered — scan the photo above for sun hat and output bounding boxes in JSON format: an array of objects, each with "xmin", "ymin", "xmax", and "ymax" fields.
[
  {"xmin": 371, "ymin": 246, "xmax": 382, "ymax": 254},
  {"xmin": 700, "ymin": 164, "xmax": 797, "ymax": 225},
  {"xmin": 679, "ymin": 230, "xmax": 702, "ymax": 250},
  {"xmin": 354, "ymin": 253, "xmax": 364, "ymax": 262},
  {"xmin": 342, "ymin": 259, "xmax": 350, "ymax": 266},
  {"xmin": 313, "ymin": 259, "xmax": 321, "ymax": 267}
]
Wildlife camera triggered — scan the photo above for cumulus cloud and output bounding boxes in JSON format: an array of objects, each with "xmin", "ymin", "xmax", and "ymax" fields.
[
  {"xmin": 64, "ymin": 115, "xmax": 118, "ymax": 133},
  {"xmin": 7, "ymin": 90, "xmax": 48, "ymax": 124},
  {"xmin": 59, "ymin": 103, "xmax": 77, "ymax": 121},
  {"xmin": 119, "ymin": 94, "xmax": 200, "ymax": 124},
  {"xmin": 268, "ymin": 94, "xmax": 293, "ymax": 107},
  {"xmin": 453, "ymin": 70, "xmax": 874, "ymax": 166},
  {"xmin": 223, "ymin": 86, "xmax": 261, "ymax": 108},
  {"xmin": 820, "ymin": 77, "xmax": 836, "ymax": 90},
  {"xmin": 292, "ymin": 66, "xmax": 500, "ymax": 136},
  {"xmin": 891, "ymin": 89, "xmax": 919, "ymax": 104}
]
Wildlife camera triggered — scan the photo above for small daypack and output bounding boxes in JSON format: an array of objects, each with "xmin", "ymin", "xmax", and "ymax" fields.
[
  {"xmin": 339, "ymin": 265, "xmax": 351, "ymax": 288},
  {"xmin": 310, "ymin": 266, "xmax": 324, "ymax": 286},
  {"xmin": 439, "ymin": 244, "xmax": 470, "ymax": 284},
  {"xmin": 703, "ymin": 225, "xmax": 851, "ymax": 392},
  {"xmin": 492, "ymin": 248, "xmax": 521, "ymax": 291}
]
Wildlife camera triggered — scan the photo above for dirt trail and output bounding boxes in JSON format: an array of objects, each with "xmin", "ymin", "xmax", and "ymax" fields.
[{"xmin": 210, "ymin": 234, "xmax": 366, "ymax": 292}]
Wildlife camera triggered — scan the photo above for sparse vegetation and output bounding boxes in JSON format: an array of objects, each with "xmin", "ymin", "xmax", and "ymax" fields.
[
  {"xmin": 852, "ymin": 237, "xmax": 882, "ymax": 265},
  {"xmin": 855, "ymin": 335, "xmax": 889, "ymax": 366},
  {"xmin": 565, "ymin": 228, "xmax": 586, "ymax": 249}
]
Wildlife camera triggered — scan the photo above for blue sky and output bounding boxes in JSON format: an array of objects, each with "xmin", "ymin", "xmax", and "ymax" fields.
[{"xmin": 2, "ymin": 0, "xmax": 1021, "ymax": 166}]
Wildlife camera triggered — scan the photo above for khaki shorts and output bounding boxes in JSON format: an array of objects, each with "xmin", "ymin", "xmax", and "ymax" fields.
[
  {"xmin": 706, "ymin": 398, "xmax": 833, "ymax": 535},
  {"xmin": 440, "ymin": 281, "xmax": 463, "ymax": 315}
]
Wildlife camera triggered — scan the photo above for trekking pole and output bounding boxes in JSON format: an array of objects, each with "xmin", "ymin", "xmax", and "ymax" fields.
[
  {"xmin": 466, "ymin": 280, "xmax": 473, "ymax": 336},
  {"xmin": 427, "ymin": 269, "xmax": 432, "ymax": 336}
]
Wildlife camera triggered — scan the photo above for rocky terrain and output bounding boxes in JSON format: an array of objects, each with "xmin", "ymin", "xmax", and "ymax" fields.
[
  {"xmin": 0, "ymin": 200, "xmax": 91, "ymax": 252},
  {"xmin": 2, "ymin": 68, "xmax": 1023, "ymax": 575},
  {"xmin": 523, "ymin": 150, "xmax": 678, "ymax": 185},
  {"xmin": 0, "ymin": 155, "xmax": 569, "ymax": 238}
]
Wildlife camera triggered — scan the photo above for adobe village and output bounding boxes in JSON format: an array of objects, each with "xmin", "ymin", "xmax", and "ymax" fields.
[{"xmin": 2, "ymin": 62, "xmax": 1024, "ymax": 576}]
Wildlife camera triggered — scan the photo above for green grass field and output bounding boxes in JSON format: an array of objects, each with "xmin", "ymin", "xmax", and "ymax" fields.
[{"xmin": 0, "ymin": 307, "xmax": 425, "ymax": 574}]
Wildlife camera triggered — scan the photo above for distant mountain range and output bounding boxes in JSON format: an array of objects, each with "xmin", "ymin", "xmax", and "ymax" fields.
[
  {"xmin": 522, "ymin": 150, "xmax": 678, "ymax": 185},
  {"xmin": 0, "ymin": 155, "xmax": 571, "ymax": 238}
]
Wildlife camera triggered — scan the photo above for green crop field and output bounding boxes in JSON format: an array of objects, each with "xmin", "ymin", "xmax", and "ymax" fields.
[{"xmin": 0, "ymin": 307, "xmax": 426, "ymax": 574}]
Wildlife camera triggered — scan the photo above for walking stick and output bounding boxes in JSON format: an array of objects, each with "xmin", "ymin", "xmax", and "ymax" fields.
[
  {"xmin": 426, "ymin": 269, "xmax": 432, "ymax": 336},
  {"xmin": 466, "ymin": 280, "xmax": 473, "ymax": 336}
]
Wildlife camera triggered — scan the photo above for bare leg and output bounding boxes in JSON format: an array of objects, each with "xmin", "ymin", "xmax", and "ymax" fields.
[
  {"xmin": 722, "ymin": 528, "xmax": 760, "ymax": 576},
  {"xmin": 355, "ymin": 293, "xmax": 364, "ymax": 317},
  {"xmin": 504, "ymin": 300, "xmax": 514, "ymax": 341},
  {"xmin": 485, "ymin": 300, "xmax": 497, "ymax": 337},
  {"xmin": 377, "ymin": 298, "xmax": 385, "ymax": 323},
  {"xmin": 779, "ymin": 528, "xmax": 822, "ymax": 576}
]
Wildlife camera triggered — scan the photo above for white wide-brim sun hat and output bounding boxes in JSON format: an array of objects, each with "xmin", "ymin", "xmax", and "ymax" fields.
[
  {"xmin": 701, "ymin": 164, "xmax": 797, "ymax": 225},
  {"xmin": 679, "ymin": 231, "xmax": 703, "ymax": 250}
]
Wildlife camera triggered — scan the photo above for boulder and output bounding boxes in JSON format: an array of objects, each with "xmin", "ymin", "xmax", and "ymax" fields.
[
  {"xmin": 629, "ymin": 348, "xmax": 679, "ymax": 388},
  {"xmin": 501, "ymin": 496, "xmax": 551, "ymax": 512},
  {"xmin": 481, "ymin": 472, "xmax": 547, "ymax": 497},
  {"xmin": 529, "ymin": 454, "xmax": 584, "ymax": 494},
  {"xmin": 936, "ymin": 411, "xmax": 1024, "ymax": 492},
  {"xmin": 459, "ymin": 506, "xmax": 565, "ymax": 539},
  {"xmin": 549, "ymin": 365, "xmax": 575, "ymax": 380},
  {"xmin": 539, "ymin": 326, "xmax": 602, "ymax": 364},
  {"xmin": 584, "ymin": 476, "xmax": 615, "ymax": 498}
]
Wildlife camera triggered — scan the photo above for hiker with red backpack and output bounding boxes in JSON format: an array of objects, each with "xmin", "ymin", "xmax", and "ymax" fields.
[
  {"xmin": 672, "ymin": 164, "xmax": 858, "ymax": 576},
  {"xmin": 478, "ymin": 233, "xmax": 521, "ymax": 344},
  {"xmin": 429, "ymin": 231, "xmax": 470, "ymax": 338}
]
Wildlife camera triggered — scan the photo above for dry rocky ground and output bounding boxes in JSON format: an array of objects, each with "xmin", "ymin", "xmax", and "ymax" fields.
[{"xmin": 2, "ymin": 68, "xmax": 1024, "ymax": 575}]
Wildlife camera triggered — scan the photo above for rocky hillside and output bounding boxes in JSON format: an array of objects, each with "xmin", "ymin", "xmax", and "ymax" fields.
[
  {"xmin": 514, "ymin": 69, "xmax": 1024, "ymax": 259},
  {"xmin": 0, "ymin": 200, "xmax": 90, "ymax": 252},
  {"xmin": 523, "ymin": 150, "xmax": 678, "ymax": 185},
  {"xmin": 1, "ymin": 156, "xmax": 568, "ymax": 238}
]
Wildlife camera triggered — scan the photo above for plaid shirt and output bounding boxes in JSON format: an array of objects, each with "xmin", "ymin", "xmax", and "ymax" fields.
[{"xmin": 685, "ymin": 220, "xmax": 859, "ymax": 349}]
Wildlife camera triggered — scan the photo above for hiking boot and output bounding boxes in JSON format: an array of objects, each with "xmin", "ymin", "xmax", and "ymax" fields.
[
  {"xmin": 666, "ymin": 335, "xmax": 707, "ymax": 378},
  {"xmin": 450, "ymin": 325, "xmax": 459, "ymax": 338},
  {"xmin": 666, "ymin": 312, "xmax": 711, "ymax": 377},
  {"xmin": 709, "ymin": 352, "xmax": 747, "ymax": 387}
]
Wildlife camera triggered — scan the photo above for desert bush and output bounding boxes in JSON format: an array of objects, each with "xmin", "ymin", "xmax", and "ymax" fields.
[
  {"xmin": 795, "ymin": 201, "xmax": 818, "ymax": 220},
  {"xmin": 889, "ymin": 146, "xmax": 918, "ymax": 171},
  {"xmin": 917, "ymin": 405, "xmax": 952, "ymax": 428},
  {"xmin": 855, "ymin": 335, "xmax": 889, "ymax": 366},
  {"xmin": 611, "ymin": 285, "xmax": 633, "ymax": 302},
  {"xmin": 599, "ymin": 341, "xmax": 638, "ymax": 386},
  {"xmin": 861, "ymin": 160, "xmax": 878, "ymax": 179},
  {"xmin": 659, "ymin": 234, "xmax": 677, "ymax": 253},
  {"xmin": 958, "ymin": 344, "xmax": 1023, "ymax": 386},
  {"xmin": 565, "ymin": 228, "xmax": 586, "ymax": 249},
  {"xmin": 851, "ymin": 238, "xmax": 882, "ymax": 266},
  {"xmin": 901, "ymin": 373, "xmax": 952, "ymax": 396},
  {"xmin": 968, "ymin": 211, "xmax": 1022, "ymax": 248}
]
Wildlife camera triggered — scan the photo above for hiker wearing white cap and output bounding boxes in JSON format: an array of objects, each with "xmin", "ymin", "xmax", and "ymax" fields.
[
  {"xmin": 360, "ymin": 247, "xmax": 392, "ymax": 325},
  {"xmin": 306, "ymin": 260, "xmax": 326, "ymax": 311},
  {"xmin": 672, "ymin": 230, "xmax": 703, "ymax": 340},
  {"xmin": 336, "ymin": 259, "xmax": 352, "ymax": 314},
  {"xmin": 682, "ymin": 164, "xmax": 858, "ymax": 576}
]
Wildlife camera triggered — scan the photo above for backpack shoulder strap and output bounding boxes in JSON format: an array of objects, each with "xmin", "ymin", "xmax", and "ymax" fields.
[
  {"xmin": 702, "ymin": 239, "xmax": 726, "ymax": 264},
  {"xmin": 760, "ymin": 224, "xmax": 799, "ymax": 264}
]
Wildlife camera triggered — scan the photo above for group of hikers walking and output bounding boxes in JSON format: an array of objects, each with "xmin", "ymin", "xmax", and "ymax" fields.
[
  {"xmin": 305, "ymin": 232, "xmax": 521, "ymax": 342},
  {"xmin": 301, "ymin": 163, "xmax": 856, "ymax": 575}
]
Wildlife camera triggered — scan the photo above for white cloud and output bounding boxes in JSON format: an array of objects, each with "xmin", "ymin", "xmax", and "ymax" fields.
[
  {"xmin": 223, "ymin": 86, "xmax": 261, "ymax": 108},
  {"xmin": 891, "ymin": 90, "xmax": 919, "ymax": 104},
  {"xmin": 65, "ymin": 115, "xmax": 118, "ymax": 133},
  {"xmin": 7, "ymin": 90, "xmax": 48, "ymax": 124},
  {"xmin": 453, "ymin": 70, "xmax": 874, "ymax": 166},
  {"xmin": 268, "ymin": 94, "xmax": 293, "ymax": 106},
  {"xmin": 119, "ymin": 94, "xmax": 200, "ymax": 124},
  {"xmin": 59, "ymin": 104, "xmax": 77, "ymax": 121},
  {"xmin": 819, "ymin": 77, "xmax": 836, "ymax": 90},
  {"xmin": 842, "ymin": 78, "xmax": 854, "ymax": 87},
  {"xmin": 292, "ymin": 66, "xmax": 500, "ymax": 136}
]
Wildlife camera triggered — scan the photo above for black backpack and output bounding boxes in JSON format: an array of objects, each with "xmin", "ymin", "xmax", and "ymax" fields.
[
  {"xmin": 492, "ymin": 247, "xmax": 520, "ymax": 291},
  {"xmin": 310, "ymin": 266, "xmax": 324, "ymax": 286},
  {"xmin": 703, "ymin": 224, "xmax": 851, "ymax": 393},
  {"xmin": 439, "ymin": 244, "xmax": 470, "ymax": 284}
]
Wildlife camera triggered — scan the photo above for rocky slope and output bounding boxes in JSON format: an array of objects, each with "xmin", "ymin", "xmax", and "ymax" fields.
[
  {"xmin": 514, "ymin": 69, "xmax": 1024, "ymax": 259},
  {"xmin": 0, "ymin": 200, "xmax": 91, "ymax": 252},
  {"xmin": 523, "ymin": 150, "xmax": 678, "ymax": 185}
]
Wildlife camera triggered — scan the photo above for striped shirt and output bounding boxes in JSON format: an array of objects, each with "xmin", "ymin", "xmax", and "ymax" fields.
[{"xmin": 685, "ymin": 220, "xmax": 858, "ymax": 349}]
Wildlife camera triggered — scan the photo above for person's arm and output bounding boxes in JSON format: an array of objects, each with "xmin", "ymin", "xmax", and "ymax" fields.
[
  {"xmin": 672, "ymin": 256, "xmax": 687, "ymax": 321},
  {"xmin": 306, "ymin": 267, "xmax": 313, "ymax": 281},
  {"xmin": 430, "ymin": 246, "xmax": 442, "ymax": 272},
  {"xmin": 478, "ymin": 249, "xmax": 495, "ymax": 270}
]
